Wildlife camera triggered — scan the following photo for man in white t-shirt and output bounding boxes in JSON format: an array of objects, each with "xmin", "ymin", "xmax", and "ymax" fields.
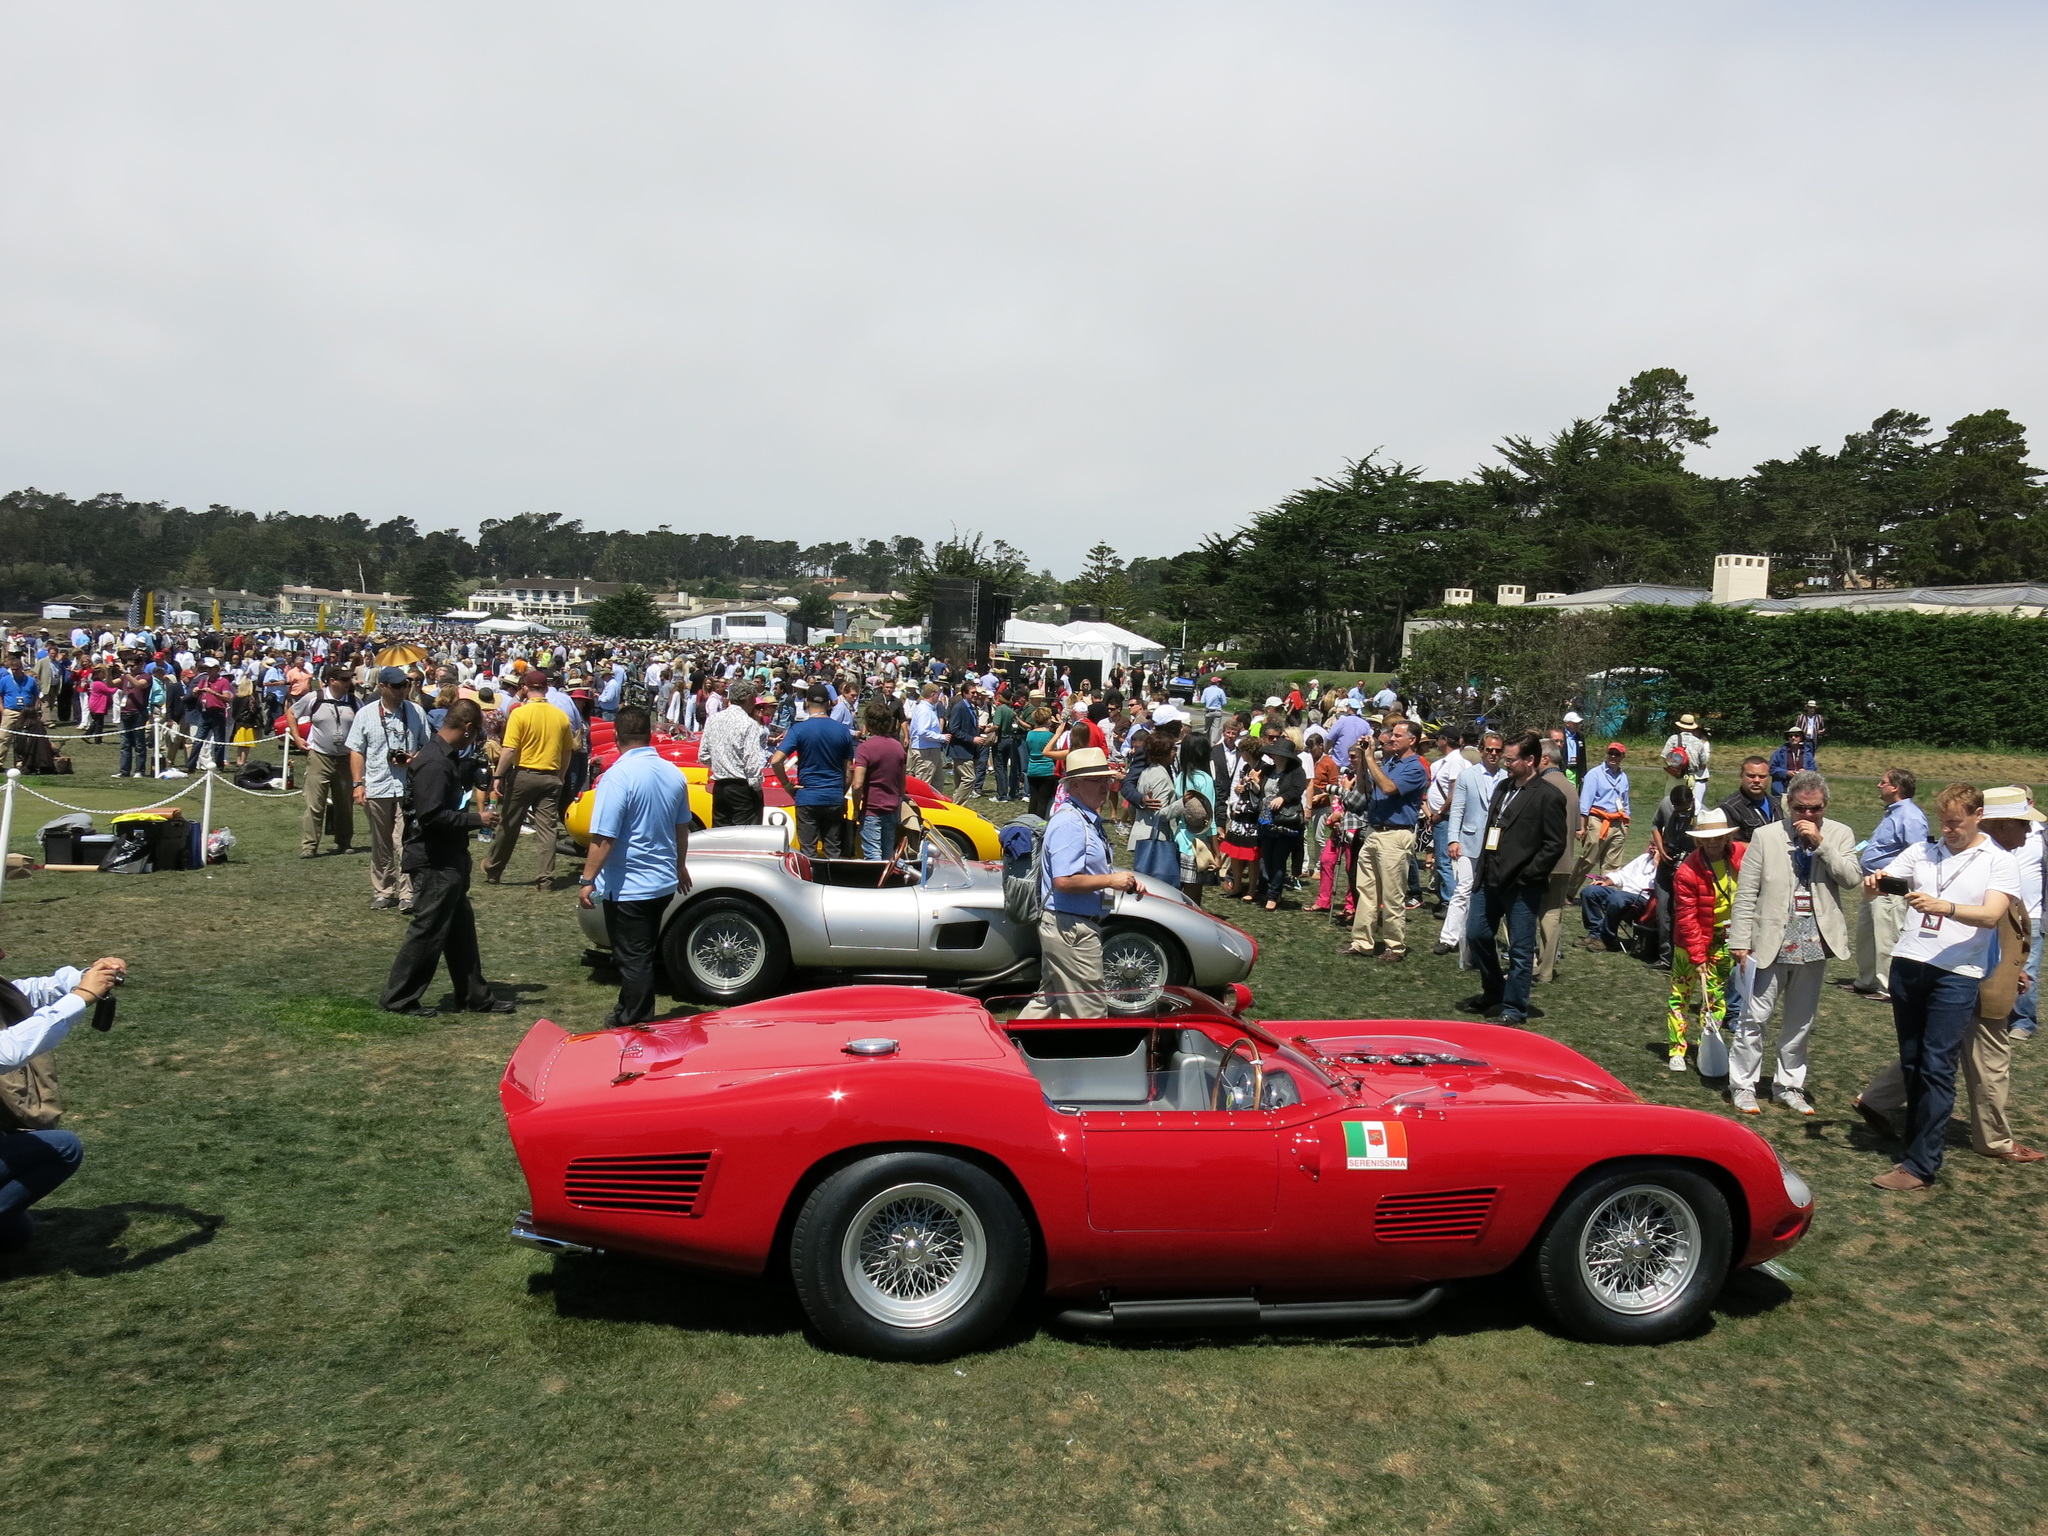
[
  {"xmin": 1855, "ymin": 784, "xmax": 2031, "ymax": 1189},
  {"xmin": 1726, "ymin": 770, "xmax": 1863, "ymax": 1116},
  {"xmin": 1423, "ymin": 726, "xmax": 1466, "ymax": 918}
]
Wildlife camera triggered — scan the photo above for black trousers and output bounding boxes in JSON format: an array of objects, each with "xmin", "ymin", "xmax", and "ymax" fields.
[
  {"xmin": 381, "ymin": 865, "xmax": 492, "ymax": 1012},
  {"xmin": 796, "ymin": 803, "xmax": 848, "ymax": 857},
  {"xmin": 604, "ymin": 895, "xmax": 671, "ymax": 1024},
  {"xmin": 712, "ymin": 779, "xmax": 763, "ymax": 827}
]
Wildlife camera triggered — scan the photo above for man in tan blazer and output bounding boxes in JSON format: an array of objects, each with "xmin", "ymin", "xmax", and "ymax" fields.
[
  {"xmin": 1534, "ymin": 739, "xmax": 1585, "ymax": 984},
  {"xmin": 1727, "ymin": 769, "xmax": 1863, "ymax": 1115}
]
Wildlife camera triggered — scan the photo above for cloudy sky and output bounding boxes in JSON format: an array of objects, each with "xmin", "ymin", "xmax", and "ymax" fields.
[{"xmin": 2, "ymin": 2, "xmax": 2043, "ymax": 574}]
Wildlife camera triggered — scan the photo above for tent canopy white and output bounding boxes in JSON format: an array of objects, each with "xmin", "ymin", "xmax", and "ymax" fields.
[
  {"xmin": 476, "ymin": 616, "xmax": 554, "ymax": 635},
  {"xmin": 997, "ymin": 618, "xmax": 1166, "ymax": 668}
]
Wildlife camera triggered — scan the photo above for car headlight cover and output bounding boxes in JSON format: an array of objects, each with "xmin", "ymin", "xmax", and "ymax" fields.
[
  {"xmin": 1780, "ymin": 1161, "xmax": 1813, "ymax": 1209},
  {"xmin": 1218, "ymin": 926, "xmax": 1255, "ymax": 962}
]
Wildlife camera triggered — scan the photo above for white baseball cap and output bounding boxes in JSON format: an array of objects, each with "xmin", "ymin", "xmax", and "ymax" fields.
[{"xmin": 1264, "ymin": 696, "xmax": 1283, "ymax": 708}]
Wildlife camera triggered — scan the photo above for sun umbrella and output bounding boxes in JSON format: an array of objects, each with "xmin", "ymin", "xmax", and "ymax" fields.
[{"xmin": 374, "ymin": 643, "xmax": 427, "ymax": 667}]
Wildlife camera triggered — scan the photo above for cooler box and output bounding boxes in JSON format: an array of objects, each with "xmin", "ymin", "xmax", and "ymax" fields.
[
  {"xmin": 75, "ymin": 833, "xmax": 116, "ymax": 867},
  {"xmin": 41, "ymin": 827, "xmax": 82, "ymax": 865}
]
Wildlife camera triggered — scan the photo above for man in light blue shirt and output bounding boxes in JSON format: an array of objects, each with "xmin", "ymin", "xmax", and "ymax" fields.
[
  {"xmin": 1854, "ymin": 767, "xmax": 1930, "ymax": 1000},
  {"xmin": 1200, "ymin": 676, "xmax": 1228, "ymax": 736},
  {"xmin": 907, "ymin": 683, "xmax": 947, "ymax": 789},
  {"xmin": 578, "ymin": 705, "xmax": 693, "ymax": 1026},
  {"xmin": 1324, "ymin": 700, "xmax": 1369, "ymax": 766},
  {"xmin": 1018, "ymin": 748, "xmax": 1139, "ymax": 1019},
  {"xmin": 345, "ymin": 668, "xmax": 432, "ymax": 911},
  {"xmin": 1575, "ymin": 743, "xmax": 1633, "ymax": 878},
  {"xmin": 1439, "ymin": 733, "xmax": 1505, "ymax": 952}
]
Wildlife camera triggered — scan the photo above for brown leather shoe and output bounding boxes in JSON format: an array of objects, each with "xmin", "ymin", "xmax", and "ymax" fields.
[
  {"xmin": 1985, "ymin": 1144, "xmax": 2047, "ymax": 1164},
  {"xmin": 1872, "ymin": 1165, "xmax": 1932, "ymax": 1191},
  {"xmin": 534, "ymin": 876, "xmax": 554, "ymax": 893},
  {"xmin": 1377, "ymin": 949, "xmax": 1408, "ymax": 963}
]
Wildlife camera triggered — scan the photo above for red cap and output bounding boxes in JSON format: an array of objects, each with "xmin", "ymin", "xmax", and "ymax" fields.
[{"xmin": 1606, "ymin": 742, "xmax": 1627, "ymax": 755}]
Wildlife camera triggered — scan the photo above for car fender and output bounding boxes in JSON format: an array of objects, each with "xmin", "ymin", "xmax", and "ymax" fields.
[{"xmin": 1107, "ymin": 889, "xmax": 1258, "ymax": 987}]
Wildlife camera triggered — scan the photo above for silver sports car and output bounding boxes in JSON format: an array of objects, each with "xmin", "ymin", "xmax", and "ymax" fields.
[{"xmin": 576, "ymin": 825, "xmax": 1259, "ymax": 1013}]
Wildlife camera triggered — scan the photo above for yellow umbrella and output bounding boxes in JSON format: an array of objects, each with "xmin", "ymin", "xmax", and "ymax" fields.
[{"xmin": 375, "ymin": 643, "xmax": 428, "ymax": 668}]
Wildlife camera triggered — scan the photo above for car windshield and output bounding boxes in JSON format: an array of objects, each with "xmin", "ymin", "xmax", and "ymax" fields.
[{"xmin": 921, "ymin": 835, "xmax": 975, "ymax": 892}]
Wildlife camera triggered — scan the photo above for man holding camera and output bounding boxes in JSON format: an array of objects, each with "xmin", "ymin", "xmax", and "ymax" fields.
[
  {"xmin": 381, "ymin": 699, "xmax": 517, "ymax": 1019},
  {"xmin": 347, "ymin": 666, "xmax": 432, "ymax": 912},
  {"xmin": 1338, "ymin": 718, "xmax": 1429, "ymax": 962},
  {"xmin": 0, "ymin": 952, "xmax": 126, "ymax": 1252}
]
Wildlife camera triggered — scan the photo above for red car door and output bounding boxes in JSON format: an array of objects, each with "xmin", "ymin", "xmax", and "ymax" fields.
[{"xmin": 1079, "ymin": 1107, "xmax": 1278, "ymax": 1233}]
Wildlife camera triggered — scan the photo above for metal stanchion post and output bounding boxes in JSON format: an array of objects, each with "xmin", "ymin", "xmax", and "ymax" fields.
[
  {"xmin": 199, "ymin": 767, "xmax": 215, "ymax": 876},
  {"xmin": 0, "ymin": 768, "xmax": 17, "ymax": 907}
]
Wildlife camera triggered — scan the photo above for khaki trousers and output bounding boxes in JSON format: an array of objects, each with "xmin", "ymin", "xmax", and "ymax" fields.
[
  {"xmin": 1571, "ymin": 821, "xmax": 1628, "ymax": 890},
  {"xmin": 484, "ymin": 769, "xmax": 563, "ymax": 883},
  {"xmin": 1535, "ymin": 872, "xmax": 1573, "ymax": 983},
  {"xmin": 1863, "ymin": 1014, "xmax": 2018, "ymax": 1155},
  {"xmin": 362, "ymin": 795, "xmax": 414, "ymax": 903},
  {"xmin": 1855, "ymin": 892, "xmax": 1907, "ymax": 993},
  {"xmin": 1348, "ymin": 827, "xmax": 1415, "ymax": 953},
  {"xmin": 300, "ymin": 751, "xmax": 355, "ymax": 855},
  {"xmin": 908, "ymin": 746, "xmax": 947, "ymax": 788},
  {"xmin": 1019, "ymin": 910, "xmax": 1107, "ymax": 1018},
  {"xmin": 0, "ymin": 707, "xmax": 18, "ymax": 764}
]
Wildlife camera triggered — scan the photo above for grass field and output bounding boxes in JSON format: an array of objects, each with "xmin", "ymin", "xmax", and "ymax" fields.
[{"xmin": 3, "ymin": 732, "xmax": 2046, "ymax": 1535}]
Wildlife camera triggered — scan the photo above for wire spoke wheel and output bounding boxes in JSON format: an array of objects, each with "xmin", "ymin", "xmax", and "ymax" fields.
[
  {"xmin": 1101, "ymin": 930, "xmax": 1169, "ymax": 1014},
  {"xmin": 840, "ymin": 1183, "xmax": 987, "ymax": 1329},
  {"xmin": 1576, "ymin": 1183, "xmax": 1702, "ymax": 1315},
  {"xmin": 689, "ymin": 912, "xmax": 767, "ymax": 992}
]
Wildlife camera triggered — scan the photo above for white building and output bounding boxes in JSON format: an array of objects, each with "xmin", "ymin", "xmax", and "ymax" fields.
[{"xmin": 669, "ymin": 609, "xmax": 793, "ymax": 644}]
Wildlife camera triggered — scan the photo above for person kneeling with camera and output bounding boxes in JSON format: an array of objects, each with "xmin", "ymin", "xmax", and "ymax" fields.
[{"xmin": 0, "ymin": 952, "xmax": 126, "ymax": 1252}]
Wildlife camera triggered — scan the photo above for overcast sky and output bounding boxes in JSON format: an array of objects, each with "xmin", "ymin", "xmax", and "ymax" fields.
[{"xmin": 2, "ymin": 2, "xmax": 2044, "ymax": 576}]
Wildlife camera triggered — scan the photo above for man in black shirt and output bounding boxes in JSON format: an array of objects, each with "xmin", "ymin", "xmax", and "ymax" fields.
[
  {"xmin": 381, "ymin": 699, "xmax": 516, "ymax": 1019},
  {"xmin": 1717, "ymin": 755, "xmax": 1781, "ymax": 843}
]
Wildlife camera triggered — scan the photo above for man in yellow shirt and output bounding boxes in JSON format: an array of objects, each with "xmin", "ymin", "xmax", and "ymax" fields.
[{"xmin": 484, "ymin": 670, "xmax": 576, "ymax": 890}]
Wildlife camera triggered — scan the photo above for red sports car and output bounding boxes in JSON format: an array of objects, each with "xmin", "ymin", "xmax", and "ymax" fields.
[{"xmin": 501, "ymin": 986, "xmax": 1813, "ymax": 1359}]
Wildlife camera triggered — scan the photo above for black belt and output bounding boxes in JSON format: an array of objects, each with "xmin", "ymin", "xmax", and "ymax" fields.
[{"xmin": 1366, "ymin": 822, "xmax": 1412, "ymax": 832}]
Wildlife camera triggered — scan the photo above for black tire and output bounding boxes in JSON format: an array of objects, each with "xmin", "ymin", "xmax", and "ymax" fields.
[
  {"xmin": 1532, "ymin": 1162, "xmax": 1732, "ymax": 1344},
  {"xmin": 935, "ymin": 826, "xmax": 978, "ymax": 860},
  {"xmin": 662, "ymin": 895, "xmax": 790, "ymax": 1005},
  {"xmin": 1099, "ymin": 921, "xmax": 1190, "ymax": 1016},
  {"xmin": 790, "ymin": 1152, "xmax": 1031, "ymax": 1361}
]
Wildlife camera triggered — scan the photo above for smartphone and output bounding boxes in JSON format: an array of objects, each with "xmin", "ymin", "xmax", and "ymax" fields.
[{"xmin": 1876, "ymin": 875, "xmax": 1911, "ymax": 896}]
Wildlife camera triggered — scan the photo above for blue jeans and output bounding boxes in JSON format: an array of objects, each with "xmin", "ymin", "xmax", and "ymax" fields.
[
  {"xmin": 185, "ymin": 711, "xmax": 227, "ymax": 771},
  {"xmin": 2014, "ymin": 926, "xmax": 2044, "ymax": 1029},
  {"xmin": 0, "ymin": 1128, "xmax": 83, "ymax": 1248},
  {"xmin": 1579, "ymin": 882, "xmax": 1648, "ymax": 946},
  {"xmin": 118, "ymin": 718, "xmax": 147, "ymax": 775},
  {"xmin": 860, "ymin": 810, "xmax": 899, "ymax": 860},
  {"xmin": 992, "ymin": 739, "xmax": 1021, "ymax": 800},
  {"xmin": 1466, "ymin": 881, "xmax": 1543, "ymax": 1022},
  {"xmin": 1257, "ymin": 828, "xmax": 1302, "ymax": 903},
  {"xmin": 1432, "ymin": 821, "xmax": 1455, "ymax": 907},
  {"xmin": 1888, "ymin": 956, "xmax": 1981, "ymax": 1182}
]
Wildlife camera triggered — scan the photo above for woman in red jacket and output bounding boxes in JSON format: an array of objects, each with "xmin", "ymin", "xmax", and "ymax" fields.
[{"xmin": 1669, "ymin": 807, "xmax": 1744, "ymax": 1072}]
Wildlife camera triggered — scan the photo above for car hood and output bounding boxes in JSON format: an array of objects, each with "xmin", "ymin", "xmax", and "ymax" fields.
[{"xmin": 1284, "ymin": 1020, "xmax": 1639, "ymax": 1110}]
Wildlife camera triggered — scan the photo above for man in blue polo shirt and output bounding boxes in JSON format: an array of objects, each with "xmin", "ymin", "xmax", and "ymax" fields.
[
  {"xmin": 577, "ymin": 705, "xmax": 693, "ymax": 1027},
  {"xmin": 0, "ymin": 655, "xmax": 40, "ymax": 766},
  {"xmin": 1340, "ymin": 717, "xmax": 1429, "ymax": 961},
  {"xmin": 773, "ymin": 684, "xmax": 858, "ymax": 857},
  {"xmin": 1017, "ymin": 748, "xmax": 1139, "ymax": 1019}
]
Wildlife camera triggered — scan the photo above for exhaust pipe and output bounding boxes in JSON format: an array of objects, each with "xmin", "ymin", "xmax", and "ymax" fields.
[
  {"xmin": 1056, "ymin": 1288, "xmax": 1444, "ymax": 1332},
  {"xmin": 511, "ymin": 1209, "xmax": 599, "ymax": 1257}
]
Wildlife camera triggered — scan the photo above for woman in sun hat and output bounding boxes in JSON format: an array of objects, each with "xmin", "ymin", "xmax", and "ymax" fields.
[
  {"xmin": 1668, "ymin": 807, "xmax": 1745, "ymax": 1072},
  {"xmin": 1661, "ymin": 712, "xmax": 1711, "ymax": 794}
]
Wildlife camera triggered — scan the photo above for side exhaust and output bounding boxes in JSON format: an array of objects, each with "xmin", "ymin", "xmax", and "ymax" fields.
[
  {"xmin": 511, "ymin": 1209, "xmax": 600, "ymax": 1257},
  {"xmin": 1056, "ymin": 1288, "xmax": 1444, "ymax": 1332}
]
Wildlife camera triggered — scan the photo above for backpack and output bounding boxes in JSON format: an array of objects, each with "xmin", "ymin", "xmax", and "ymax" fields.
[{"xmin": 1000, "ymin": 814, "xmax": 1048, "ymax": 925}]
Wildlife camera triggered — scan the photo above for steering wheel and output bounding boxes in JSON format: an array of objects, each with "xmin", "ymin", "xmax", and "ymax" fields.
[{"xmin": 1211, "ymin": 1037, "xmax": 1265, "ymax": 1112}]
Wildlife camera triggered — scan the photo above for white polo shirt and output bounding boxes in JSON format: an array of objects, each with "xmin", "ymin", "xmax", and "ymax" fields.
[{"xmin": 1884, "ymin": 838, "xmax": 2022, "ymax": 979}]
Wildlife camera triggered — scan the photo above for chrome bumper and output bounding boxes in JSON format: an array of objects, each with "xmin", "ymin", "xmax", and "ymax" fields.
[{"xmin": 511, "ymin": 1209, "xmax": 599, "ymax": 1257}]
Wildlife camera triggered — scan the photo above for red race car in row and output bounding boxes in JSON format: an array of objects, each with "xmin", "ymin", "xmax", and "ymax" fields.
[{"xmin": 502, "ymin": 986, "xmax": 1813, "ymax": 1359}]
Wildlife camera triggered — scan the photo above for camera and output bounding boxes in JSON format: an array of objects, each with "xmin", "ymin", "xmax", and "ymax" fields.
[
  {"xmin": 90, "ymin": 972, "xmax": 124, "ymax": 1033},
  {"xmin": 1876, "ymin": 874, "xmax": 1912, "ymax": 896}
]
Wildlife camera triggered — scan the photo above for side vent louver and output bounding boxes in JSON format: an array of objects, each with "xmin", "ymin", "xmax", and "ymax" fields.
[
  {"xmin": 1373, "ymin": 1187, "xmax": 1498, "ymax": 1243},
  {"xmin": 565, "ymin": 1152, "xmax": 717, "ymax": 1217}
]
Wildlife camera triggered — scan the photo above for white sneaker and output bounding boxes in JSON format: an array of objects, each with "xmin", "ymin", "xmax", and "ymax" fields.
[
  {"xmin": 1730, "ymin": 1088, "xmax": 1761, "ymax": 1114},
  {"xmin": 1777, "ymin": 1087, "xmax": 1816, "ymax": 1116},
  {"xmin": 1667, "ymin": 1052, "xmax": 1688, "ymax": 1072}
]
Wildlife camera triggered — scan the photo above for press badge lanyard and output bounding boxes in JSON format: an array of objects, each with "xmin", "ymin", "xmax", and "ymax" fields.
[
  {"xmin": 1921, "ymin": 846, "xmax": 1983, "ymax": 934},
  {"xmin": 1484, "ymin": 786, "xmax": 1520, "ymax": 852}
]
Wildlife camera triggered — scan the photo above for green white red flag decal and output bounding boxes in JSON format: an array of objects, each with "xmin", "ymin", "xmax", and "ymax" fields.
[{"xmin": 1343, "ymin": 1120, "xmax": 1408, "ymax": 1170}]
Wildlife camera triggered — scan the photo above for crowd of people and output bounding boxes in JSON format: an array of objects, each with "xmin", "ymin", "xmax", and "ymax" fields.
[{"xmin": 0, "ymin": 618, "xmax": 2035, "ymax": 1253}]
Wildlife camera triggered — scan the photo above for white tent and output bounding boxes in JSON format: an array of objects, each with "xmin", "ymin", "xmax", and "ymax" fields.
[
  {"xmin": 997, "ymin": 618, "xmax": 1166, "ymax": 669},
  {"xmin": 476, "ymin": 616, "xmax": 554, "ymax": 635},
  {"xmin": 670, "ymin": 610, "xmax": 791, "ymax": 643}
]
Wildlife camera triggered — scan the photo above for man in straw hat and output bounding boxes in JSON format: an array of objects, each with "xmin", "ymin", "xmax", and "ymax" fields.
[
  {"xmin": 1667, "ymin": 807, "xmax": 1744, "ymax": 1072},
  {"xmin": 1662, "ymin": 712, "xmax": 1712, "ymax": 794},
  {"xmin": 1016, "ymin": 746, "xmax": 1140, "ymax": 1019},
  {"xmin": 1853, "ymin": 785, "xmax": 2042, "ymax": 1182}
]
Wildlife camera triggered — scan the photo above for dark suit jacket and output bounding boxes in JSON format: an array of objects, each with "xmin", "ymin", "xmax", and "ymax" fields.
[{"xmin": 1478, "ymin": 775, "xmax": 1568, "ymax": 889}]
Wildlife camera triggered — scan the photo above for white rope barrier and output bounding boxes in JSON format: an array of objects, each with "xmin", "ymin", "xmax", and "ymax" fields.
[
  {"xmin": 0, "ymin": 770, "xmax": 16, "ymax": 910},
  {"xmin": 14, "ymin": 780, "xmax": 205, "ymax": 816}
]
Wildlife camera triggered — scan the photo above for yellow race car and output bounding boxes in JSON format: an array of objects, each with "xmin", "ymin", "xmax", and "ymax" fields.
[{"xmin": 563, "ymin": 743, "xmax": 1001, "ymax": 861}]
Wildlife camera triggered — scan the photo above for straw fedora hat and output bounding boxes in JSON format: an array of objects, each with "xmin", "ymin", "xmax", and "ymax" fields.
[
  {"xmin": 1689, "ymin": 807, "xmax": 1737, "ymax": 838},
  {"xmin": 1061, "ymin": 746, "xmax": 1120, "ymax": 779},
  {"xmin": 1980, "ymin": 785, "xmax": 2045, "ymax": 822},
  {"xmin": 1675, "ymin": 713, "xmax": 1700, "ymax": 730}
]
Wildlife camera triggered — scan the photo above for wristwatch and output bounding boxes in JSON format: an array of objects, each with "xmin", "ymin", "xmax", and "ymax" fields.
[{"xmin": 579, "ymin": 877, "xmax": 598, "ymax": 888}]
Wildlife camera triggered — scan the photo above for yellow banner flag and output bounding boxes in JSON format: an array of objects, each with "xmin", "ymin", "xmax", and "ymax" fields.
[
  {"xmin": 212, "ymin": 599, "xmax": 221, "ymax": 629},
  {"xmin": 364, "ymin": 607, "xmax": 377, "ymax": 635},
  {"xmin": 317, "ymin": 602, "xmax": 327, "ymax": 632},
  {"xmin": 143, "ymin": 590, "xmax": 155, "ymax": 627}
]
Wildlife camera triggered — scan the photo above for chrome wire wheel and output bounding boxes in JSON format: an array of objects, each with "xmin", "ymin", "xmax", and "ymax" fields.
[
  {"xmin": 1576, "ymin": 1183, "xmax": 1703, "ymax": 1315},
  {"xmin": 841, "ymin": 1182, "xmax": 987, "ymax": 1329},
  {"xmin": 688, "ymin": 912, "xmax": 767, "ymax": 993},
  {"xmin": 1101, "ymin": 929, "xmax": 1170, "ymax": 1014}
]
